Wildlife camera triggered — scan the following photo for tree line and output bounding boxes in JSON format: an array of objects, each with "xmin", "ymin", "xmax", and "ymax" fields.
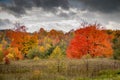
[{"xmin": 0, "ymin": 24, "xmax": 120, "ymax": 64}]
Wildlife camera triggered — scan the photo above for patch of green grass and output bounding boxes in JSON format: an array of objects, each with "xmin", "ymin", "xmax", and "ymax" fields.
[{"xmin": 96, "ymin": 69, "xmax": 120, "ymax": 80}]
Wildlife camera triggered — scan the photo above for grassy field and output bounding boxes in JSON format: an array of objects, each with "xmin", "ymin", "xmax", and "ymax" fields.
[{"xmin": 0, "ymin": 58, "xmax": 120, "ymax": 80}]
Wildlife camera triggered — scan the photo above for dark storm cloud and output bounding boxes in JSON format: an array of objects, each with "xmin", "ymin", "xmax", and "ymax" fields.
[
  {"xmin": 0, "ymin": 0, "xmax": 69, "ymax": 16},
  {"xmin": 1, "ymin": 0, "xmax": 119, "ymax": 17},
  {"xmin": 78, "ymin": 0, "xmax": 120, "ymax": 13}
]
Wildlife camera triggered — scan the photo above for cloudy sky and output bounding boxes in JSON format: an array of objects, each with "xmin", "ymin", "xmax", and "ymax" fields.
[{"xmin": 0, "ymin": 0, "xmax": 120, "ymax": 32}]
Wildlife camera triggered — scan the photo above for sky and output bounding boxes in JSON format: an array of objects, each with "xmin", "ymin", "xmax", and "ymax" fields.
[{"xmin": 0, "ymin": 0, "xmax": 120, "ymax": 32}]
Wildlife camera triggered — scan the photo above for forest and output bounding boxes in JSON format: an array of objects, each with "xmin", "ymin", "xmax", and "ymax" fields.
[{"xmin": 0, "ymin": 24, "xmax": 120, "ymax": 80}]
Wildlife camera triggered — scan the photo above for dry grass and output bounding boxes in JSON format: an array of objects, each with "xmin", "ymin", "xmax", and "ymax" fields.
[{"xmin": 0, "ymin": 58, "xmax": 120, "ymax": 80}]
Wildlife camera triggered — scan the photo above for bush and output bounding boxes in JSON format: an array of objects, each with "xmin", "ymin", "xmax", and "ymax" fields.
[
  {"xmin": 113, "ymin": 37, "xmax": 120, "ymax": 60},
  {"xmin": 81, "ymin": 54, "xmax": 92, "ymax": 59},
  {"xmin": 113, "ymin": 49, "xmax": 120, "ymax": 60},
  {"xmin": 27, "ymin": 47, "xmax": 45, "ymax": 59}
]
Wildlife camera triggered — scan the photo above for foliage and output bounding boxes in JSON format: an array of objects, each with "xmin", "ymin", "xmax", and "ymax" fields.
[
  {"xmin": 7, "ymin": 47, "xmax": 23, "ymax": 60},
  {"xmin": 6, "ymin": 53, "xmax": 14, "ymax": 60},
  {"xmin": 6, "ymin": 30, "xmax": 38, "ymax": 57},
  {"xmin": 44, "ymin": 46, "xmax": 55, "ymax": 57},
  {"xmin": 113, "ymin": 49, "xmax": 120, "ymax": 60},
  {"xmin": 2, "ymin": 24, "xmax": 120, "ymax": 60},
  {"xmin": 66, "ymin": 24, "xmax": 113, "ymax": 59},
  {"xmin": 0, "ymin": 50, "xmax": 3, "ymax": 62},
  {"xmin": 4, "ymin": 24, "xmax": 75, "ymax": 60},
  {"xmin": 49, "ymin": 46, "xmax": 63, "ymax": 59},
  {"xmin": 21, "ymin": 34, "xmax": 38, "ymax": 57},
  {"xmin": 112, "ymin": 30, "xmax": 120, "ymax": 59},
  {"xmin": 59, "ymin": 40, "xmax": 67, "ymax": 56},
  {"xmin": 27, "ymin": 47, "xmax": 43, "ymax": 59}
]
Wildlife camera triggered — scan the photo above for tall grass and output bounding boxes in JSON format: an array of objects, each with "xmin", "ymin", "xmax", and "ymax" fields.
[{"xmin": 0, "ymin": 58, "xmax": 120, "ymax": 80}]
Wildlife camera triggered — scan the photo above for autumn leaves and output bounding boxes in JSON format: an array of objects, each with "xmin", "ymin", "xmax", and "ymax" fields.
[
  {"xmin": 66, "ymin": 25, "xmax": 113, "ymax": 59},
  {"xmin": 0, "ymin": 23, "xmax": 117, "ymax": 63}
]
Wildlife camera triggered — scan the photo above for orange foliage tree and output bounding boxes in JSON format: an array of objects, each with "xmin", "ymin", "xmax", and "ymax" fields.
[
  {"xmin": 66, "ymin": 24, "xmax": 113, "ymax": 59},
  {"xmin": 7, "ymin": 47, "xmax": 23, "ymax": 60},
  {"xmin": 6, "ymin": 25, "xmax": 38, "ymax": 58}
]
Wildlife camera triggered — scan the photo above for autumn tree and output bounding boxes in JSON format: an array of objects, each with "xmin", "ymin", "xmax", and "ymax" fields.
[
  {"xmin": 66, "ymin": 24, "xmax": 113, "ymax": 59},
  {"xmin": 21, "ymin": 33, "xmax": 38, "ymax": 57},
  {"xmin": 38, "ymin": 28, "xmax": 47, "ymax": 39},
  {"xmin": 49, "ymin": 46, "xmax": 64, "ymax": 72},
  {"xmin": 6, "ymin": 25, "xmax": 38, "ymax": 58},
  {"xmin": 27, "ymin": 47, "xmax": 41, "ymax": 59},
  {"xmin": 7, "ymin": 47, "xmax": 23, "ymax": 60},
  {"xmin": 50, "ymin": 46, "xmax": 63, "ymax": 59},
  {"xmin": 37, "ymin": 37, "xmax": 53, "ymax": 58},
  {"xmin": 0, "ymin": 35, "xmax": 10, "ymax": 64},
  {"xmin": 58, "ymin": 40, "xmax": 67, "ymax": 56},
  {"xmin": 47, "ymin": 29, "xmax": 64, "ymax": 46}
]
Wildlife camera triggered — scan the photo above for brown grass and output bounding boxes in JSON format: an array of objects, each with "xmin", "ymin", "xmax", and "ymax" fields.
[{"xmin": 0, "ymin": 58, "xmax": 120, "ymax": 80}]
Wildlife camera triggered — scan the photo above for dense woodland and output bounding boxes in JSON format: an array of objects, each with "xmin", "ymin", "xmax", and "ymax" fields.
[{"xmin": 0, "ymin": 24, "xmax": 120, "ymax": 64}]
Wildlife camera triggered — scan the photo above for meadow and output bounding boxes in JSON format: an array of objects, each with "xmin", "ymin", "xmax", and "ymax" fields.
[
  {"xmin": 0, "ymin": 58, "xmax": 120, "ymax": 80},
  {"xmin": 1, "ymin": 25, "xmax": 120, "ymax": 80}
]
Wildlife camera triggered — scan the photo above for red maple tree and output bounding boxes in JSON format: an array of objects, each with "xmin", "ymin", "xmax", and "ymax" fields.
[{"xmin": 66, "ymin": 24, "xmax": 113, "ymax": 59}]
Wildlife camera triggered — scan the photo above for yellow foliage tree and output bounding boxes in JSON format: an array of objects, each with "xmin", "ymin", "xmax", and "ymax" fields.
[
  {"xmin": 49, "ymin": 46, "xmax": 63, "ymax": 59},
  {"xmin": 21, "ymin": 34, "xmax": 38, "ymax": 56}
]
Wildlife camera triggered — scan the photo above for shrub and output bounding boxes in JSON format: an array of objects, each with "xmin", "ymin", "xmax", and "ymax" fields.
[
  {"xmin": 33, "ymin": 56, "xmax": 40, "ymax": 61},
  {"xmin": 81, "ymin": 54, "xmax": 92, "ymax": 59},
  {"xmin": 113, "ymin": 49, "xmax": 120, "ymax": 60},
  {"xmin": 27, "ymin": 47, "xmax": 41, "ymax": 59},
  {"xmin": 27, "ymin": 47, "xmax": 44, "ymax": 59}
]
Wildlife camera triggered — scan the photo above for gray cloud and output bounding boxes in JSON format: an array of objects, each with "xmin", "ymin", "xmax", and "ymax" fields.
[
  {"xmin": 77, "ymin": 0, "xmax": 120, "ymax": 13},
  {"xmin": 1, "ymin": 0, "xmax": 120, "ymax": 17},
  {"xmin": 0, "ymin": 19, "xmax": 11, "ymax": 26},
  {"xmin": 0, "ymin": 19, "xmax": 13, "ymax": 29},
  {"xmin": 0, "ymin": 0, "xmax": 69, "ymax": 16},
  {"xmin": 0, "ymin": 0, "xmax": 120, "ymax": 32}
]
